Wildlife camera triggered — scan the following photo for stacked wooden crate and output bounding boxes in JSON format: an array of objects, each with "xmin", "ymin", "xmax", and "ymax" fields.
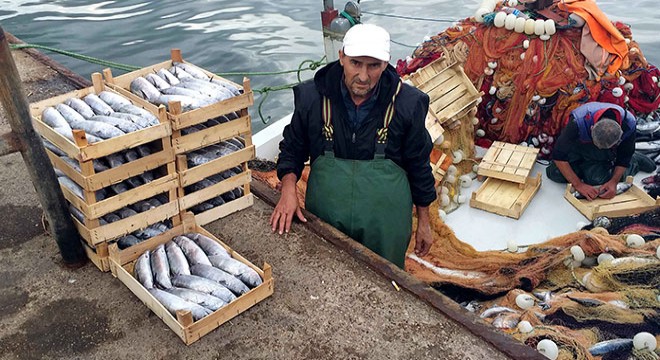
[
  {"xmin": 30, "ymin": 74, "xmax": 180, "ymax": 271},
  {"xmin": 104, "ymin": 49, "xmax": 255, "ymax": 226}
]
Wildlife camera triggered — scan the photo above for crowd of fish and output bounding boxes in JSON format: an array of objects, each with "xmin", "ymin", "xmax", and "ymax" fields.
[
  {"xmin": 134, "ymin": 232, "xmax": 262, "ymax": 320},
  {"xmin": 40, "ymin": 91, "xmax": 159, "ymax": 142},
  {"xmin": 129, "ymin": 62, "xmax": 241, "ymax": 112}
]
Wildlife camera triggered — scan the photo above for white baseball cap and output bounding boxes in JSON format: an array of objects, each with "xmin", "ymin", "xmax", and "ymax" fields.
[{"xmin": 342, "ymin": 24, "xmax": 391, "ymax": 62}]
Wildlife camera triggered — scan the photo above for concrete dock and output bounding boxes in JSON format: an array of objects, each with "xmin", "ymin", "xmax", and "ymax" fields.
[{"xmin": 0, "ymin": 43, "xmax": 517, "ymax": 360}]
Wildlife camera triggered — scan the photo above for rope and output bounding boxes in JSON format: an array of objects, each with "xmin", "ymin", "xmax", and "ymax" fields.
[
  {"xmin": 361, "ymin": 10, "xmax": 459, "ymax": 23},
  {"xmin": 10, "ymin": 43, "xmax": 141, "ymax": 72}
]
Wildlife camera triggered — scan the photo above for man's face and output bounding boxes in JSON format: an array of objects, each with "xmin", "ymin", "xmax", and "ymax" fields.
[{"xmin": 339, "ymin": 50, "xmax": 388, "ymax": 100}]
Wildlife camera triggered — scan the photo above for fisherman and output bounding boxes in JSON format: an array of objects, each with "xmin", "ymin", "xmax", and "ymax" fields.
[
  {"xmin": 270, "ymin": 24, "xmax": 436, "ymax": 268},
  {"xmin": 546, "ymin": 101, "xmax": 656, "ymax": 200}
]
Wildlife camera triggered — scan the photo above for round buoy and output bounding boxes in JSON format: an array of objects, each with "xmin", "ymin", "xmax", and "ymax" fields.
[
  {"xmin": 505, "ymin": 13, "xmax": 517, "ymax": 30},
  {"xmin": 434, "ymin": 133, "xmax": 445, "ymax": 145},
  {"xmin": 618, "ymin": 76, "xmax": 626, "ymax": 85},
  {"xmin": 520, "ymin": 53, "xmax": 526, "ymax": 60},
  {"xmin": 494, "ymin": 12, "xmax": 507, "ymax": 28},
  {"xmin": 544, "ymin": 19, "xmax": 556, "ymax": 35},
  {"xmin": 488, "ymin": 61, "xmax": 498, "ymax": 69},
  {"xmin": 534, "ymin": 19, "xmax": 545, "ymax": 36},
  {"xmin": 532, "ymin": 95, "xmax": 541, "ymax": 101},
  {"xmin": 438, "ymin": 209, "xmax": 447, "ymax": 221},
  {"xmin": 472, "ymin": 117, "xmax": 479, "ymax": 125},
  {"xmin": 624, "ymin": 82, "xmax": 634, "ymax": 91},
  {"xmin": 440, "ymin": 194, "xmax": 450, "ymax": 206},
  {"xmin": 484, "ymin": 68, "xmax": 494, "ymax": 76},
  {"xmin": 570, "ymin": 245, "xmax": 586, "ymax": 262},
  {"xmin": 633, "ymin": 332, "xmax": 657, "ymax": 351},
  {"xmin": 452, "ymin": 150, "xmax": 464, "ymax": 163},
  {"xmin": 508, "ymin": 0, "xmax": 519, "ymax": 6},
  {"xmin": 507, "ymin": 239, "xmax": 518, "ymax": 253},
  {"xmin": 459, "ymin": 175, "xmax": 473, "ymax": 188},
  {"xmin": 490, "ymin": 118, "xmax": 498, "ymax": 124},
  {"xmin": 447, "ymin": 165, "xmax": 457, "ymax": 175},
  {"xmin": 537, "ymin": 339, "xmax": 559, "ymax": 360},
  {"xmin": 524, "ymin": 19, "xmax": 535, "ymax": 35},
  {"xmin": 612, "ymin": 87, "xmax": 623, "ymax": 97},
  {"xmin": 474, "ymin": 8, "xmax": 490, "ymax": 23},
  {"xmin": 514, "ymin": 17, "xmax": 526, "ymax": 33},
  {"xmin": 518, "ymin": 321, "xmax": 533, "ymax": 334},
  {"xmin": 569, "ymin": 13, "xmax": 586, "ymax": 27},
  {"xmin": 538, "ymin": 97, "xmax": 546, "ymax": 105},
  {"xmin": 516, "ymin": 294, "xmax": 535, "ymax": 309},
  {"xmin": 476, "ymin": 129, "xmax": 486, "ymax": 137},
  {"xmin": 489, "ymin": 86, "xmax": 497, "ymax": 95},
  {"xmin": 540, "ymin": 34, "xmax": 550, "ymax": 41},
  {"xmin": 523, "ymin": 39, "xmax": 530, "ymax": 49},
  {"xmin": 440, "ymin": 186, "xmax": 449, "ymax": 195},
  {"xmin": 495, "ymin": 107, "xmax": 502, "ymax": 113},
  {"xmin": 626, "ymin": 234, "xmax": 645, "ymax": 248},
  {"xmin": 597, "ymin": 253, "xmax": 615, "ymax": 264}
]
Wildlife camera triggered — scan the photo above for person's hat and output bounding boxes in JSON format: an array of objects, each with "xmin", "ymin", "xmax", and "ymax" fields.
[
  {"xmin": 342, "ymin": 24, "xmax": 390, "ymax": 62},
  {"xmin": 592, "ymin": 118, "xmax": 623, "ymax": 149}
]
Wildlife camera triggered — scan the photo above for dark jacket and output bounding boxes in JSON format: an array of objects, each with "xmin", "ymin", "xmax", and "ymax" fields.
[
  {"xmin": 553, "ymin": 102, "xmax": 636, "ymax": 167},
  {"xmin": 276, "ymin": 60, "xmax": 437, "ymax": 207}
]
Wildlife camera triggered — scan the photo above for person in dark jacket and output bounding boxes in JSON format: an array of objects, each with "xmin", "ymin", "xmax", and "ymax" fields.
[
  {"xmin": 270, "ymin": 23, "xmax": 436, "ymax": 268},
  {"xmin": 546, "ymin": 101, "xmax": 656, "ymax": 200}
]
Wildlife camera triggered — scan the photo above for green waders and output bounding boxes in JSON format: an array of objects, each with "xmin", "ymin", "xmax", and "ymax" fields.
[
  {"xmin": 305, "ymin": 82, "xmax": 413, "ymax": 268},
  {"xmin": 546, "ymin": 143, "xmax": 640, "ymax": 185}
]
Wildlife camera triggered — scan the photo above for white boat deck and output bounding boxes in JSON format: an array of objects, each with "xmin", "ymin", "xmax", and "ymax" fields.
[{"xmin": 254, "ymin": 117, "xmax": 653, "ymax": 253}]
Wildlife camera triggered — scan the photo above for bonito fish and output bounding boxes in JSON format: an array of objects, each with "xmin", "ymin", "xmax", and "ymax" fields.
[
  {"xmin": 150, "ymin": 244, "xmax": 172, "ymax": 289},
  {"xmin": 190, "ymin": 264, "xmax": 250, "ymax": 295},
  {"xmin": 165, "ymin": 241, "xmax": 191, "ymax": 276},
  {"xmin": 83, "ymin": 93, "xmax": 114, "ymax": 116},
  {"xmin": 134, "ymin": 251, "xmax": 154, "ymax": 289},
  {"xmin": 165, "ymin": 287, "xmax": 226, "ymax": 311},
  {"xmin": 572, "ymin": 182, "xmax": 633, "ymax": 199},
  {"xmin": 148, "ymin": 288, "xmax": 211, "ymax": 321},
  {"xmin": 185, "ymin": 232, "xmax": 230, "ymax": 257},
  {"xmin": 170, "ymin": 275, "xmax": 236, "ymax": 303},
  {"xmin": 173, "ymin": 235, "xmax": 212, "ymax": 266},
  {"xmin": 208, "ymin": 255, "xmax": 263, "ymax": 288}
]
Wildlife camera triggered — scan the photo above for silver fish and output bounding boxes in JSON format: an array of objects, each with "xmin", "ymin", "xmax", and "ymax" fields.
[
  {"xmin": 125, "ymin": 176, "xmax": 143, "ymax": 189},
  {"xmin": 114, "ymin": 104, "xmax": 159, "ymax": 126},
  {"xmin": 572, "ymin": 182, "xmax": 633, "ymax": 199},
  {"xmin": 148, "ymin": 288, "xmax": 211, "ymax": 321},
  {"xmin": 153, "ymin": 94, "xmax": 207, "ymax": 111},
  {"xmin": 190, "ymin": 264, "xmax": 250, "ymax": 295},
  {"xmin": 170, "ymin": 275, "xmax": 236, "ymax": 303},
  {"xmin": 173, "ymin": 236, "xmax": 212, "ymax": 266},
  {"xmin": 185, "ymin": 232, "xmax": 230, "ymax": 257},
  {"xmin": 110, "ymin": 181, "xmax": 129, "ymax": 195},
  {"xmin": 68, "ymin": 205, "xmax": 86, "ymax": 223},
  {"xmin": 130, "ymin": 77, "xmax": 161, "ymax": 102},
  {"xmin": 83, "ymin": 93, "xmax": 114, "ymax": 116},
  {"xmin": 109, "ymin": 112, "xmax": 148, "ymax": 129},
  {"xmin": 117, "ymin": 207, "xmax": 138, "ymax": 219},
  {"xmin": 169, "ymin": 66, "xmax": 195, "ymax": 80},
  {"xmin": 150, "ymin": 244, "xmax": 172, "ymax": 289},
  {"xmin": 99, "ymin": 91, "xmax": 131, "ymax": 108},
  {"xmin": 567, "ymin": 295, "xmax": 604, "ymax": 307},
  {"xmin": 139, "ymin": 222, "xmax": 170, "ymax": 239},
  {"xmin": 68, "ymin": 118, "xmax": 126, "ymax": 139},
  {"xmin": 56, "ymin": 103, "xmax": 87, "ymax": 124},
  {"xmin": 102, "ymin": 213, "xmax": 121, "ymax": 223},
  {"xmin": 117, "ymin": 234, "xmax": 142, "ymax": 249},
  {"xmin": 161, "ymin": 86, "xmax": 207, "ymax": 99},
  {"xmin": 58, "ymin": 176, "xmax": 105, "ymax": 201},
  {"xmin": 53, "ymin": 126, "xmax": 102, "ymax": 144},
  {"xmin": 105, "ymin": 153, "xmax": 125, "ymax": 169},
  {"xmin": 589, "ymin": 338, "xmax": 633, "ymax": 356},
  {"xmin": 89, "ymin": 115, "xmax": 140, "ymax": 133},
  {"xmin": 165, "ymin": 241, "xmax": 191, "ymax": 276},
  {"xmin": 134, "ymin": 251, "xmax": 154, "ymax": 289},
  {"xmin": 132, "ymin": 200, "xmax": 154, "ymax": 213},
  {"xmin": 172, "ymin": 62, "xmax": 209, "ymax": 80},
  {"xmin": 157, "ymin": 68, "xmax": 180, "ymax": 86},
  {"xmin": 124, "ymin": 149, "xmax": 140, "ymax": 163},
  {"xmin": 191, "ymin": 202, "xmax": 214, "ymax": 213},
  {"xmin": 208, "ymin": 255, "xmax": 262, "ymax": 288},
  {"xmin": 165, "ymin": 287, "xmax": 226, "ymax": 311},
  {"xmin": 479, "ymin": 306, "xmax": 518, "ymax": 319},
  {"xmin": 42, "ymin": 139, "xmax": 67, "ymax": 156},
  {"xmin": 64, "ymin": 98, "xmax": 95, "ymax": 119},
  {"xmin": 492, "ymin": 312, "xmax": 520, "ymax": 329},
  {"xmin": 136, "ymin": 145, "xmax": 152, "ymax": 157},
  {"xmin": 144, "ymin": 73, "xmax": 171, "ymax": 91},
  {"xmin": 139, "ymin": 171, "xmax": 154, "ymax": 184}
]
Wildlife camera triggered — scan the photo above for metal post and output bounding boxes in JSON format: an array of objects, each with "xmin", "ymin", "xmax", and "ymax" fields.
[{"xmin": 0, "ymin": 26, "xmax": 87, "ymax": 266}]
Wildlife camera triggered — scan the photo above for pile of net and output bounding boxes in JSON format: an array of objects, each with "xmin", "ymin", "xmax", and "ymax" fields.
[
  {"xmin": 406, "ymin": 200, "xmax": 659, "ymax": 359},
  {"xmin": 397, "ymin": 0, "xmax": 660, "ymax": 158}
]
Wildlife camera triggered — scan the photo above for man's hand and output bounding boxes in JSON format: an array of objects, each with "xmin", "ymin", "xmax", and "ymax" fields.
[
  {"xmin": 414, "ymin": 206, "xmax": 433, "ymax": 256},
  {"xmin": 270, "ymin": 173, "xmax": 306, "ymax": 234},
  {"xmin": 574, "ymin": 182, "xmax": 599, "ymax": 201},
  {"xmin": 598, "ymin": 181, "xmax": 617, "ymax": 199}
]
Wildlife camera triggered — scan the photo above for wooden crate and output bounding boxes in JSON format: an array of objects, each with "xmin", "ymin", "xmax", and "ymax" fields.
[
  {"xmin": 30, "ymin": 73, "xmax": 172, "ymax": 163},
  {"xmin": 470, "ymin": 173, "xmax": 542, "ymax": 219},
  {"xmin": 405, "ymin": 57, "xmax": 482, "ymax": 140},
  {"xmin": 176, "ymin": 145, "xmax": 255, "ymax": 226},
  {"xmin": 564, "ymin": 177, "xmax": 660, "ymax": 220},
  {"xmin": 108, "ymin": 214, "xmax": 273, "ymax": 345},
  {"xmin": 478, "ymin": 142, "xmax": 539, "ymax": 184},
  {"xmin": 83, "ymin": 240, "xmax": 110, "ymax": 272},
  {"xmin": 103, "ymin": 49, "xmax": 254, "ymax": 131}
]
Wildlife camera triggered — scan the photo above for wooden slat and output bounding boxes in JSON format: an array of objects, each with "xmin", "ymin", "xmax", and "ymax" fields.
[
  {"xmin": 478, "ymin": 142, "xmax": 539, "ymax": 184},
  {"xmin": 172, "ymin": 115, "xmax": 252, "ymax": 154},
  {"xmin": 86, "ymin": 149, "xmax": 175, "ymax": 190},
  {"xmin": 170, "ymin": 91, "xmax": 254, "ymax": 130},
  {"xmin": 563, "ymin": 180, "xmax": 659, "ymax": 220},
  {"xmin": 179, "ymin": 145, "xmax": 255, "ymax": 187},
  {"xmin": 193, "ymin": 193, "xmax": 254, "ymax": 226},
  {"xmin": 179, "ymin": 170, "xmax": 251, "ymax": 209},
  {"xmin": 87, "ymin": 176, "xmax": 178, "ymax": 219}
]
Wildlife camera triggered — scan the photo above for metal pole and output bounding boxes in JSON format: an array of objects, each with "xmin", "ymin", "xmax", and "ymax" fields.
[{"xmin": 0, "ymin": 26, "xmax": 87, "ymax": 266}]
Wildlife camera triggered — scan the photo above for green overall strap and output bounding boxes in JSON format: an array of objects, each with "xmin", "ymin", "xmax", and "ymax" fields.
[{"xmin": 308, "ymin": 80, "xmax": 413, "ymax": 268}]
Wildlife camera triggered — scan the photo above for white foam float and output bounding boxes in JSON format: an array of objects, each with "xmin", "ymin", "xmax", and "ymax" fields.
[
  {"xmin": 488, "ymin": 61, "xmax": 498, "ymax": 69},
  {"xmin": 489, "ymin": 86, "xmax": 497, "ymax": 95},
  {"xmin": 514, "ymin": 17, "xmax": 526, "ymax": 33},
  {"xmin": 534, "ymin": 19, "xmax": 545, "ymax": 36},
  {"xmin": 490, "ymin": 118, "xmax": 498, "ymax": 124},
  {"xmin": 476, "ymin": 129, "xmax": 486, "ymax": 137},
  {"xmin": 516, "ymin": 294, "xmax": 535, "ymax": 309},
  {"xmin": 494, "ymin": 11, "xmax": 507, "ymax": 28},
  {"xmin": 570, "ymin": 245, "xmax": 586, "ymax": 262},
  {"xmin": 452, "ymin": 150, "xmax": 464, "ymax": 163},
  {"xmin": 544, "ymin": 19, "xmax": 556, "ymax": 35},
  {"xmin": 612, "ymin": 87, "xmax": 623, "ymax": 97},
  {"xmin": 524, "ymin": 18, "xmax": 536, "ymax": 35},
  {"xmin": 537, "ymin": 339, "xmax": 559, "ymax": 360},
  {"xmin": 505, "ymin": 13, "xmax": 517, "ymax": 30},
  {"xmin": 633, "ymin": 332, "xmax": 657, "ymax": 351},
  {"xmin": 459, "ymin": 175, "xmax": 473, "ymax": 188}
]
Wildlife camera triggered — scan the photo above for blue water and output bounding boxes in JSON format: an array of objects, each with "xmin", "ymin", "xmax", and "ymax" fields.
[{"xmin": 1, "ymin": 1, "xmax": 659, "ymax": 132}]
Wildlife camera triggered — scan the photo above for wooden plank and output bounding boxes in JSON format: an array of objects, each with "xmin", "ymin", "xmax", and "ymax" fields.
[
  {"xmin": 86, "ymin": 148, "xmax": 175, "ymax": 190},
  {"xmin": 478, "ymin": 142, "xmax": 539, "ymax": 184},
  {"xmin": 194, "ymin": 193, "xmax": 254, "ymax": 226},
  {"xmin": 78, "ymin": 123, "xmax": 172, "ymax": 161},
  {"xmin": 108, "ymin": 216, "xmax": 273, "ymax": 345},
  {"xmin": 31, "ymin": 117, "xmax": 81, "ymax": 160},
  {"xmin": 170, "ymin": 91, "xmax": 254, "ymax": 130},
  {"xmin": 424, "ymin": 75, "xmax": 464, "ymax": 100},
  {"xmin": 172, "ymin": 115, "xmax": 251, "ymax": 154},
  {"xmin": 81, "ymin": 200, "xmax": 180, "ymax": 246},
  {"xmin": 563, "ymin": 181, "xmax": 658, "ymax": 220},
  {"xmin": 179, "ymin": 145, "xmax": 255, "ymax": 187},
  {"xmin": 82, "ymin": 241, "xmax": 109, "ymax": 272},
  {"xmin": 179, "ymin": 170, "xmax": 251, "ymax": 209},
  {"xmin": 85, "ymin": 176, "xmax": 178, "ymax": 219}
]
